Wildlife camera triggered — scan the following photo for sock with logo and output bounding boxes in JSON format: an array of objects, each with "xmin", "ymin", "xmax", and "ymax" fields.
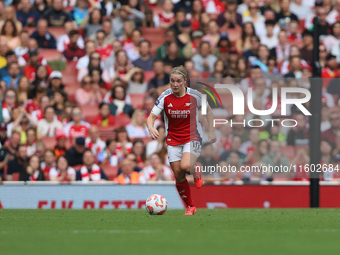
[{"xmin": 176, "ymin": 179, "xmax": 194, "ymax": 207}]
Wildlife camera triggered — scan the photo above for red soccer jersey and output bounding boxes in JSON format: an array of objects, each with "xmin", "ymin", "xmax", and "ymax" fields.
[
  {"xmin": 25, "ymin": 99, "xmax": 40, "ymax": 114},
  {"xmin": 64, "ymin": 121, "xmax": 90, "ymax": 139},
  {"xmin": 154, "ymin": 88, "xmax": 205, "ymax": 146}
]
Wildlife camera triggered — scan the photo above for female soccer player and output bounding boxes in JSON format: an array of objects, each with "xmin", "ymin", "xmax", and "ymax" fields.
[{"xmin": 147, "ymin": 66, "xmax": 216, "ymax": 215}]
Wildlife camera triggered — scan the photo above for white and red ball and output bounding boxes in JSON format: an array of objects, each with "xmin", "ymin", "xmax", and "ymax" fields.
[{"xmin": 145, "ymin": 194, "xmax": 168, "ymax": 215}]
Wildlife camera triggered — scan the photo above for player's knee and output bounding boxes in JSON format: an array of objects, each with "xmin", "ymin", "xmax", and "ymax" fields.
[
  {"xmin": 173, "ymin": 169, "xmax": 185, "ymax": 182},
  {"xmin": 180, "ymin": 162, "xmax": 191, "ymax": 173}
]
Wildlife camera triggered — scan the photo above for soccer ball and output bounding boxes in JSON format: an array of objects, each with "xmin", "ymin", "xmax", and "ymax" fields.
[{"xmin": 145, "ymin": 194, "xmax": 168, "ymax": 215}]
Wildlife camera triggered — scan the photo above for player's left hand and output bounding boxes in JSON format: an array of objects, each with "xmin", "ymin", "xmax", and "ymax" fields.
[{"xmin": 208, "ymin": 131, "xmax": 216, "ymax": 144}]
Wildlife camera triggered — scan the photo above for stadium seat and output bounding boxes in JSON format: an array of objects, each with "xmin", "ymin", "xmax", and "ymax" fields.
[
  {"xmin": 98, "ymin": 126, "xmax": 117, "ymax": 132},
  {"xmin": 143, "ymin": 71, "xmax": 155, "ymax": 83},
  {"xmin": 64, "ymin": 61, "xmax": 77, "ymax": 74},
  {"xmin": 201, "ymin": 72, "xmax": 211, "ymax": 78},
  {"xmin": 11, "ymin": 173, "xmax": 19, "ymax": 181},
  {"xmin": 129, "ymin": 93, "xmax": 148, "ymax": 109},
  {"xmin": 115, "ymin": 114, "xmax": 131, "ymax": 127},
  {"xmin": 222, "ymin": 28, "xmax": 242, "ymax": 43},
  {"xmin": 64, "ymin": 86, "xmax": 78, "ymax": 103},
  {"xmin": 41, "ymin": 136, "xmax": 57, "ymax": 149},
  {"xmin": 80, "ymin": 105, "xmax": 100, "ymax": 124},
  {"xmin": 62, "ymin": 73, "xmax": 78, "ymax": 85},
  {"xmin": 139, "ymin": 28, "xmax": 166, "ymax": 38},
  {"xmin": 148, "ymin": 5, "xmax": 164, "ymax": 16},
  {"xmin": 39, "ymin": 49, "xmax": 61, "ymax": 61},
  {"xmin": 101, "ymin": 165, "xmax": 119, "ymax": 180},
  {"xmin": 298, "ymin": 20, "xmax": 305, "ymax": 33}
]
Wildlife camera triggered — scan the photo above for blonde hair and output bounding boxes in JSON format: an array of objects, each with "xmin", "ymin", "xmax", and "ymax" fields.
[
  {"xmin": 170, "ymin": 65, "xmax": 187, "ymax": 79},
  {"xmin": 131, "ymin": 109, "xmax": 146, "ymax": 127}
]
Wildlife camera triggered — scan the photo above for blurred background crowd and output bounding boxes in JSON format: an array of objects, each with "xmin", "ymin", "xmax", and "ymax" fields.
[{"xmin": 0, "ymin": 0, "xmax": 340, "ymax": 184}]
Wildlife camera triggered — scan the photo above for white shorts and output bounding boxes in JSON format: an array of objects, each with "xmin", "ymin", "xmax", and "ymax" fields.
[{"xmin": 167, "ymin": 141, "xmax": 202, "ymax": 163}]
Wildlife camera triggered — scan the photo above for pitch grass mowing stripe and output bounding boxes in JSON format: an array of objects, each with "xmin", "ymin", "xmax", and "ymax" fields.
[{"xmin": 1, "ymin": 209, "xmax": 340, "ymax": 255}]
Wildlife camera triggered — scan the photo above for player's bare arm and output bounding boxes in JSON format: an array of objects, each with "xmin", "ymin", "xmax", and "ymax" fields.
[
  {"xmin": 146, "ymin": 113, "xmax": 159, "ymax": 140},
  {"xmin": 205, "ymin": 105, "xmax": 217, "ymax": 144}
]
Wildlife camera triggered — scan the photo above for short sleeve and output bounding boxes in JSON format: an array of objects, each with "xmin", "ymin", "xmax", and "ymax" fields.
[{"xmin": 154, "ymin": 89, "xmax": 172, "ymax": 110}]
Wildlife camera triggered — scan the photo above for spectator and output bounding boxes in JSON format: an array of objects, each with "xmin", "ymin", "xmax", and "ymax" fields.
[
  {"xmin": 33, "ymin": 0, "xmax": 49, "ymax": 16},
  {"xmin": 142, "ymin": 8, "xmax": 154, "ymax": 27},
  {"xmin": 109, "ymin": 85, "xmax": 134, "ymax": 117},
  {"xmin": 126, "ymin": 110, "xmax": 149, "ymax": 139},
  {"xmin": 76, "ymin": 40, "xmax": 97, "ymax": 70},
  {"xmin": 197, "ymin": 143, "xmax": 219, "ymax": 175},
  {"xmin": 289, "ymin": 0, "xmax": 311, "ymax": 20},
  {"xmin": 240, "ymin": 128, "xmax": 260, "ymax": 164},
  {"xmin": 0, "ymin": 20, "xmax": 20, "ymax": 50},
  {"xmin": 182, "ymin": 30, "xmax": 203, "ymax": 59},
  {"xmin": 14, "ymin": 30, "xmax": 30, "ymax": 59},
  {"xmin": 124, "ymin": 67, "xmax": 147, "ymax": 94},
  {"xmin": 259, "ymin": 121, "xmax": 287, "ymax": 144},
  {"xmin": 26, "ymin": 127, "xmax": 37, "ymax": 157},
  {"xmin": 236, "ymin": 22, "xmax": 256, "ymax": 53},
  {"xmin": 142, "ymin": 153, "xmax": 173, "ymax": 182},
  {"xmin": 146, "ymin": 126, "xmax": 166, "ymax": 158},
  {"xmin": 253, "ymin": 139, "xmax": 269, "ymax": 163},
  {"xmin": 115, "ymin": 126, "xmax": 133, "ymax": 155},
  {"xmin": 300, "ymin": 30, "xmax": 314, "ymax": 65},
  {"xmin": 78, "ymin": 50, "xmax": 110, "ymax": 82},
  {"xmin": 47, "ymin": 71, "xmax": 65, "ymax": 99},
  {"xmin": 65, "ymin": 136, "xmax": 87, "ymax": 166},
  {"xmin": 192, "ymin": 41, "xmax": 217, "ymax": 72},
  {"xmin": 113, "ymin": 50, "xmax": 132, "ymax": 80},
  {"xmin": 263, "ymin": 57, "xmax": 282, "ymax": 80},
  {"xmin": 309, "ymin": 7, "xmax": 331, "ymax": 36},
  {"xmin": 1, "ymin": 62, "xmax": 22, "ymax": 89},
  {"xmin": 40, "ymin": 149, "xmax": 56, "ymax": 179},
  {"xmin": 243, "ymin": 1, "xmax": 265, "ymax": 37},
  {"xmin": 7, "ymin": 106, "xmax": 37, "ymax": 140},
  {"xmin": 284, "ymin": 56, "xmax": 303, "ymax": 78},
  {"xmin": 0, "ymin": 40, "xmax": 8, "ymax": 69},
  {"xmin": 124, "ymin": 29, "xmax": 142, "ymax": 62},
  {"xmin": 64, "ymin": 106, "xmax": 90, "ymax": 140},
  {"xmin": 35, "ymin": 140, "xmax": 47, "ymax": 165},
  {"xmin": 163, "ymin": 40, "xmax": 185, "ymax": 68},
  {"xmin": 276, "ymin": 0, "xmax": 298, "ymax": 30},
  {"xmin": 153, "ymin": 0, "xmax": 174, "ymax": 28},
  {"xmin": 262, "ymin": 140, "xmax": 290, "ymax": 170},
  {"xmin": 131, "ymin": 139, "xmax": 147, "ymax": 167},
  {"xmin": 43, "ymin": 0, "xmax": 69, "ymax": 27},
  {"xmin": 30, "ymin": 19, "xmax": 57, "ymax": 49},
  {"xmin": 148, "ymin": 60, "xmax": 170, "ymax": 92},
  {"xmin": 77, "ymin": 150, "xmax": 107, "ymax": 182},
  {"xmin": 320, "ymin": 140, "xmax": 333, "ymax": 164},
  {"xmin": 169, "ymin": 9, "xmax": 186, "ymax": 36},
  {"xmin": 90, "ymin": 67, "xmax": 110, "ymax": 94},
  {"xmin": 22, "ymin": 155, "xmax": 44, "ymax": 181},
  {"xmin": 0, "ymin": 5, "xmax": 22, "ymax": 33},
  {"xmin": 23, "ymin": 50, "xmax": 53, "ymax": 81},
  {"xmin": 119, "ymin": 20, "xmax": 135, "ymax": 47},
  {"xmin": 321, "ymin": 111, "xmax": 340, "ymax": 147},
  {"xmin": 37, "ymin": 106, "xmax": 63, "ymax": 138},
  {"xmin": 217, "ymin": 0, "xmax": 242, "ymax": 29},
  {"xmin": 143, "ymin": 96, "xmax": 163, "ymax": 128},
  {"xmin": 2, "ymin": 89, "xmax": 17, "ymax": 123},
  {"xmin": 31, "ymin": 65, "xmax": 50, "ymax": 88},
  {"xmin": 209, "ymin": 59, "xmax": 227, "ymax": 81},
  {"xmin": 85, "ymin": 125, "xmax": 106, "ymax": 156},
  {"xmin": 322, "ymin": 54, "xmax": 339, "ymax": 91},
  {"xmin": 6, "ymin": 144, "xmax": 28, "ymax": 181},
  {"xmin": 242, "ymin": 35, "xmax": 261, "ymax": 62},
  {"xmin": 234, "ymin": 57, "xmax": 249, "ymax": 79},
  {"xmin": 201, "ymin": 20, "xmax": 220, "ymax": 50},
  {"xmin": 89, "ymin": 19, "xmax": 115, "ymax": 45},
  {"xmin": 49, "ymin": 155, "xmax": 76, "ymax": 182},
  {"xmin": 260, "ymin": 20, "xmax": 278, "ymax": 50},
  {"xmin": 52, "ymin": 129, "xmax": 68, "ymax": 159},
  {"xmin": 324, "ymin": 22, "xmax": 340, "ymax": 52},
  {"xmin": 287, "ymin": 113, "xmax": 309, "ymax": 146},
  {"xmin": 156, "ymin": 29, "xmax": 177, "ymax": 60},
  {"xmin": 92, "ymin": 102, "xmax": 115, "ymax": 127},
  {"xmin": 189, "ymin": 0, "xmax": 204, "ymax": 31},
  {"xmin": 16, "ymin": 75, "xmax": 30, "ymax": 104},
  {"xmin": 62, "ymin": 30, "xmax": 86, "ymax": 61},
  {"xmin": 69, "ymin": 0, "xmax": 89, "ymax": 27},
  {"xmin": 177, "ymin": 20, "xmax": 192, "ymax": 49},
  {"xmin": 250, "ymin": 44, "xmax": 270, "ymax": 72},
  {"xmin": 16, "ymin": 0, "xmax": 40, "ymax": 27},
  {"xmin": 57, "ymin": 21, "xmax": 85, "ymax": 53},
  {"xmin": 132, "ymin": 40, "xmax": 155, "ymax": 71},
  {"xmin": 219, "ymin": 135, "xmax": 246, "ymax": 163},
  {"xmin": 75, "ymin": 75, "xmax": 103, "ymax": 106},
  {"xmin": 113, "ymin": 158, "xmax": 145, "ymax": 184},
  {"xmin": 97, "ymin": 139, "xmax": 120, "ymax": 166},
  {"xmin": 0, "ymin": 128, "xmax": 18, "ymax": 180}
]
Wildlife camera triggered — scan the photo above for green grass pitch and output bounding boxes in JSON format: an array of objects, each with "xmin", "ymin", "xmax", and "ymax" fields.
[{"xmin": 1, "ymin": 209, "xmax": 340, "ymax": 255}]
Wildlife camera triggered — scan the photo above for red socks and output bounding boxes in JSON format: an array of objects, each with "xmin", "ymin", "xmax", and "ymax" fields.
[{"xmin": 176, "ymin": 179, "xmax": 194, "ymax": 207}]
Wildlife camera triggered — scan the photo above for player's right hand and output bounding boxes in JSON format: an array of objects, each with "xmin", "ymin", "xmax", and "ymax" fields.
[{"xmin": 149, "ymin": 128, "xmax": 159, "ymax": 140}]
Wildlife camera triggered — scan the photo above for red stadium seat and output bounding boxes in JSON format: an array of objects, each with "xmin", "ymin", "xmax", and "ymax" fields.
[
  {"xmin": 62, "ymin": 73, "xmax": 78, "ymax": 85},
  {"xmin": 139, "ymin": 28, "xmax": 166, "ymax": 38},
  {"xmin": 11, "ymin": 173, "xmax": 19, "ymax": 181},
  {"xmin": 201, "ymin": 72, "xmax": 211, "ymax": 78},
  {"xmin": 101, "ymin": 165, "xmax": 119, "ymax": 180},
  {"xmin": 149, "ymin": 6, "xmax": 164, "ymax": 16},
  {"xmin": 41, "ymin": 136, "xmax": 57, "ymax": 149},
  {"xmin": 129, "ymin": 93, "xmax": 148, "ymax": 109},
  {"xmin": 115, "ymin": 114, "xmax": 131, "ymax": 127},
  {"xmin": 64, "ymin": 61, "xmax": 77, "ymax": 74},
  {"xmin": 143, "ymin": 71, "xmax": 155, "ymax": 83},
  {"xmin": 298, "ymin": 20, "xmax": 305, "ymax": 33},
  {"xmin": 223, "ymin": 28, "xmax": 242, "ymax": 43},
  {"xmin": 80, "ymin": 105, "xmax": 100, "ymax": 124},
  {"xmin": 38, "ymin": 49, "xmax": 61, "ymax": 61},
  {"xmin": 49, "ymin": 27, "xmax": 65, "ymax": 39},
  {"xmin": 64, "ymin": 86, "xmax": 78, "ymax": 103}
]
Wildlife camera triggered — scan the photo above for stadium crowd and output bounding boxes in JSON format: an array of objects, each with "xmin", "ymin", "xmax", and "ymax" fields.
[{"xmin": 0, "ymin": 0, "xmax": 340, "ymax": 184}]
